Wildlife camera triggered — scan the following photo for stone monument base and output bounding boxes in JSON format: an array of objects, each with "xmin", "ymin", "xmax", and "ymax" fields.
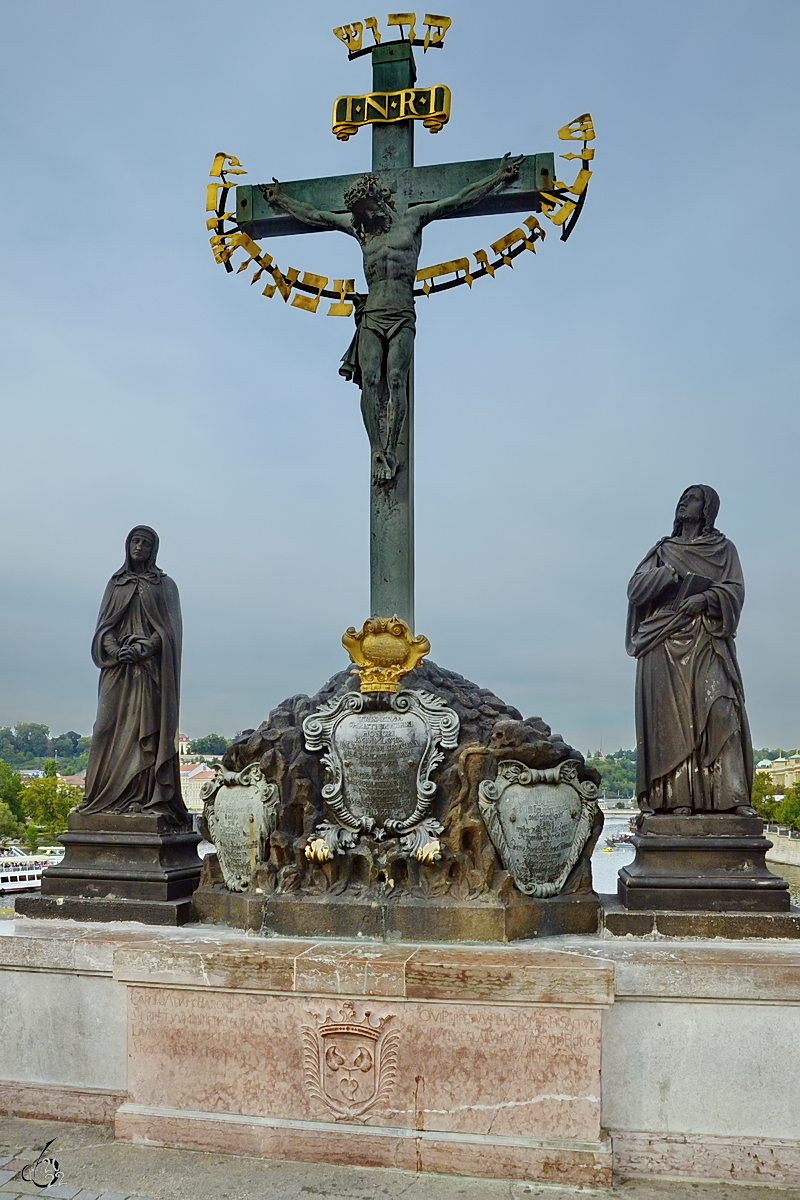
[
  {"xmin": 15, "ymin": 810, "xmax": 201, "ymax": 927},
  {"xmin": 601, "ymin": 895, "xmax": 800, "ymax": 938},
  {"xmin": 4, "ymin": 919, "xmax": 800, "ymax": 1187},
  {"xmin": 192, "ymin": 853, "xmax": 600, "ymax": 941},
  {"xmin": 112, "ymin": 936, "xmax": 613, "ymax": 1187},
  {"xmin": 617, "ymin": 813, "xmax": 791, "ymax": 912}
]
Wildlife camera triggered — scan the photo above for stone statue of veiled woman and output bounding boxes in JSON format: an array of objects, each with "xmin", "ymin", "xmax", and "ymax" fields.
[
  {"xmin": 626, "ymin": 485, "xmax": 755, "ymax": 816},
  {"xmin": 78, "ymin": 526, "xmax": 189, "ymax": 827}
]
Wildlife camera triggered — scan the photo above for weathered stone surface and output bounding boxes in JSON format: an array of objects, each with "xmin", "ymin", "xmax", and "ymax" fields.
[
  {"xmin": 16, "ymin": 895, "xmax": 196, "ymax": 926},
  {"xmin": 0, "ymin": 966, "xmax": 127, "ymax": 1092},
  {"xmin": 601, "ymin": 896, "xmax": 800, "ymax": 939},
  {"xmin": 603, "ymin": 996, "xmax": 800, "ymax": 1141},
  {"xmin": 618, "ymin": 813, "xmax": 791, "ymax": 912},
  {"xmin": 122, "ymin": 989, "xmax": 606, "ymax": 1140},
  {"xmin": 16, "ymin": 811, "xmax": 202, "ymax": 925},
  {"xmin": 193, "ymin": 660, "xmax": 601, "ymax": 940},
  {"xmin": 203, "ymin": 765, "xmax": 279, "ymax": 892},
  {"xmin": 478, "ymin": 759, "xmax": 599, "ymax": 897}
]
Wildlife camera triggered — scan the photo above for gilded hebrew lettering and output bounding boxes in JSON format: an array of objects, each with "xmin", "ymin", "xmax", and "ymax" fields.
[
  {"xmin": 292, "ymin": 271, "xmax": 330, "ymax": 312},
  {"xmin": 333, "ymin": 22, "xmax": 364, "ymax": 52},
  {"xmin": 416, "ymin": 257, "xmax": 472, "ymax": 293},
  {"xmin": 263, "ymin": 265, "xmax": 300, "ymax": 301},
  {"xmin": 387, "ymin": 12, "xmax": 416, "ymax": 41},
  {"xmin": 327, "ymin": 278, "xmax": 355, "ymax": 317},
  {"xmin": 557, "ymin": 113, "xmax": 595, "ymax": 142},
  {"xmin": 422, "ymin": 13, "xmax": 451, "ymax": 49}
]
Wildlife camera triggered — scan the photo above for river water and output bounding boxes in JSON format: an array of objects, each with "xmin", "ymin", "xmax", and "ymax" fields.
[{"xmin": 592, "ymin": 813, "xmax": 800, "ymax": 903}]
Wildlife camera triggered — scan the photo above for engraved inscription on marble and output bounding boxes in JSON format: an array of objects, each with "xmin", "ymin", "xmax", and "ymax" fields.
[
  {"xmin": 202, "ymin": 764, "xmax": 279, "ymax": 891},
  {"xmin": 302, "ymin": 689, "xmax": 459, "ymax": 857},
  {"xmin": 478, "ymin": 759, "xmax": 599, "ymax": 897}
]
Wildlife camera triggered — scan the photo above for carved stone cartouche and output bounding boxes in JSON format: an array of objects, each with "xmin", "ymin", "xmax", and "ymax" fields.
[{"xmin": 201, "ymin": 764, "xmax": 279, "ymax": 891}]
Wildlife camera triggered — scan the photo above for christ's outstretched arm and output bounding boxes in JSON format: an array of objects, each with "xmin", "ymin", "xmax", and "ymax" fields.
[
  {"xmin": 410, "ymin": 153, "xmax": 524, "ymax": 227},
  {"xmin": 261, "ymin": 181, "xmax": 356, "ymax": 236}
]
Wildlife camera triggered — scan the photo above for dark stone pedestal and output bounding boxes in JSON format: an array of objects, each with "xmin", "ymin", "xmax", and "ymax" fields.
[
  {"xmin": 15, "ymin": 811, "xmax": 202, "ymax": 926},
  {"xmin": 617, "ymin": 813, "xmax": 791, "ymax": 912},
  {"xmin": 192, "ymin": 854, "xmax": 600, "ymax": 941},
  {"xmin": 600, "ymin": 895, "xmax": 800, "ymax": 938}
]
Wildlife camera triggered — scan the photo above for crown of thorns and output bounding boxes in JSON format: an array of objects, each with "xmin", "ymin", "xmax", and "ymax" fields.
[{"xmin": 343, "ymin": 174, "xmax": 396, "ymax": 211}]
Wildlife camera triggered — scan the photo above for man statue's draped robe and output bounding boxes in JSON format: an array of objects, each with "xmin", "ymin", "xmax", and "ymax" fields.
[
  {"xmin": 79, "ymin": 527, "xmax": 188, "ymax": 827},
  {"xmin": 626, "ymin": 530, "xmax": 752, "ymax": 811}
]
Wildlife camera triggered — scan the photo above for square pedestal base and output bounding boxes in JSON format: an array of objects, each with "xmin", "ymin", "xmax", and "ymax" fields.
[
  {"xmin": 15, "ymin": 894, "xmax": 195, "ymax": 926},
  {"xmin": 15, "ymin": 810, "xmax": 201, "ymax": 925},
  {"xmin": 617, "ymin": 813, "xmax": 791, "ymax": 912},
  {"xmin": 601, "ymin": 896, "xmax": 800, "ymax": 938}
]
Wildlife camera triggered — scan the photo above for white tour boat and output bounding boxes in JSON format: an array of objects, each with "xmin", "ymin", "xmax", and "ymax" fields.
[{"xmin": 0, "ymin": 849, "xmax": 64, "ymax": 894}]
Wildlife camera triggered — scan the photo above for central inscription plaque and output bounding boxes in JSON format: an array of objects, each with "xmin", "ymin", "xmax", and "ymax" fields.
[
  {"xmin": 303, "ymin": 689, "xmax": 459, "ymax": 859},
  {"xmin": 336, "ymin": 709, "xmax": 427, "ymax": 826}
]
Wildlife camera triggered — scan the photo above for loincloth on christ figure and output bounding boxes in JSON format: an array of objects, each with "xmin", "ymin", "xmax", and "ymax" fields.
[{"xmin": 339, "ymin": 293, "xmax": 416, "ymax": 389}]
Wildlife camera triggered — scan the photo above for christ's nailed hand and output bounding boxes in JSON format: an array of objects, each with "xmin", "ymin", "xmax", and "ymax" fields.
[{"xmin": 500, "ymin": 153, "xmax": 524, "ymax": 182}]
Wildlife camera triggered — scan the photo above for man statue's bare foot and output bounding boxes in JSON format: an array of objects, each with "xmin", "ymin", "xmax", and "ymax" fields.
[
  {"xmin": 372, "ymin": 452, "xmax": 391, "ymax": 482},
  {"xmin": 372, "ymin": 450, "xmax": 398, "ymax": 482},
  {"xmin": 734, "ymin": 804, "xmax": 757, "ymax": 816}
]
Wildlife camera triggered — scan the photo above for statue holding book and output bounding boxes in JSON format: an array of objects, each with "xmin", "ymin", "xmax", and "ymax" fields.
[{"xmin": 626, "ymin": 485, "xmax": 755, "ymax": 816}]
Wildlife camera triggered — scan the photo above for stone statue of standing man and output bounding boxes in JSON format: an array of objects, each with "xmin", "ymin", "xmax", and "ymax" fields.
[
  {"xmin": 265, "ymin": 155, "xmax": 522, "ymax": 481},
  {"xmin": 626, "ymin": 486, "xmax": 755, "ymax": 816}
]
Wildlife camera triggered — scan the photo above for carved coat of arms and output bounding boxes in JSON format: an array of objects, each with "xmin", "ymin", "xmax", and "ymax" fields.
[
  {"xmin": 201, "ymin": 763, "xmax": 279, "ymax": 891},
  {"xmin": 302, "ymin": 1000, "xmax": 399, "ymax": 1122},
  {"xmin": 478, "ymin": 758, "xmax": 599, "ymax": 897},
  {"xmin": 302, "ymin": 688, "xmax": 459, "ymax": 859}
]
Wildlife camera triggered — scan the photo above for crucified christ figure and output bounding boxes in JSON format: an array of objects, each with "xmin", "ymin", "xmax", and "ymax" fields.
[{"xmin": 264, "ymin": 154, "xmax": 522, "ymax": 481}]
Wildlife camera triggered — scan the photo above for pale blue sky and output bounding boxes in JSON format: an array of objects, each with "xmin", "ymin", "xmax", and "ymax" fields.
[{"xmin": 1, "ymin": 0, "xmax": 798, "ymax": 753}]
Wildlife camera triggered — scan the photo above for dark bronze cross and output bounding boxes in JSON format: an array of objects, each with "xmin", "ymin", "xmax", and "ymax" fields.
[{"xmin": 232, "ymin": 37, "xmax": 578, "ymax": 630}]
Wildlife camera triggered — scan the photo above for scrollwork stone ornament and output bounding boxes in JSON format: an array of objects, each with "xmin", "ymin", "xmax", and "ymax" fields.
[
  {"xmin": 478, "ymin": 758, "xmax": 599, "ymax": 897},
  {"xmin": 202, "ymin": 764, "xmax": 279, "ymax": 891},
  {"xmin": 302, "ymin": 688, "xmax": 459, "ymax": 860}
]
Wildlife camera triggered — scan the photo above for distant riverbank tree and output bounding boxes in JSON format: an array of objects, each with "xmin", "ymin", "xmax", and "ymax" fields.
[
  {"xmin": 0, "ymin": 761, "xmax": 24, "ymax": 822},
  {"xmin": 19, "ymin": 765, "xmax": 83, "ymax": 838},
  {"xmin": 772, "ymin": 784, "xmax": 800, "ymax": 832},
  {"xmin": 190, "ymin": 734, "xmax": 230, "ymax": 755},
  {"xmin": 0, "ymin": 724, "xmax": 91, "ymax": 773},
  {"xmin": 586, "ymin": 750, "xmax": 637, "ymax": 798},
  {"xmin": 0, "ymin": 802, "xmax": 24, "ymax": 843},
  {"xmin": 751, "ymin": 770, "xmax": 779, "ymax": 821}
]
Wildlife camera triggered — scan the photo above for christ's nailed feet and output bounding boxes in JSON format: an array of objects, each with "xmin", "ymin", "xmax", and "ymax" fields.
[{"xmin": 373, "ymin": 450, "xmax": 398, "ymax": 482}]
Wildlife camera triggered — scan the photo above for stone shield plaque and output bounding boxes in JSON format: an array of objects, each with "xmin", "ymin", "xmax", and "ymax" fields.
[
  {"xmin": 478, "ymin": 759, "xmax": 599, "ymax": 897},
  {"xmin": 302, "ymin": 689, "xmax": 459, "ymax": 858},
  {"xmin": 202, "ymin": 764, "xmax": 279, "ymax": 892},
  {"xmin": 335, "ymin": 707, "xmax": 428, "ymax": 827}
]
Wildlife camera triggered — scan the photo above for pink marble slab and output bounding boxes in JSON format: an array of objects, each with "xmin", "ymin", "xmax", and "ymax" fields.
[{"xmin": 126, "ymin": 987, "xmax": 602, "ymax": 1142}]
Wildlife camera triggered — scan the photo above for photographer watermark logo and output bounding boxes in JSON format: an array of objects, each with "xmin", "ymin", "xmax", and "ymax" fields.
[{"xmin": 20, "ymin": 1139, "xmax": 64, "ymax": 1189}]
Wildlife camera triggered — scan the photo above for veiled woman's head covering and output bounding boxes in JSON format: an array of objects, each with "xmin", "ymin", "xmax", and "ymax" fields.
[
  {"xmin": 114, "ymin": 526, "xmax": 162, "ymax": 580},
  {"xmin": 671, "ymin": 485, "xmax": 720, "ymax": 538}
]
